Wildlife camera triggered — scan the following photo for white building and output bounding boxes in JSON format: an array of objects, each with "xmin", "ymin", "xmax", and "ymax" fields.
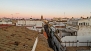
[
  {"xmin": 52, "ymin": 17, "xmax": 68, "ymax": 21},
  {"xmin": 67, "ymin": 18, "xmax": 79, "ymax": 26},
  {"xmin": 49, "ymin": 21, "xmax": 66, "ymax": 30},
  {"xmin": 0, "ymin": 18, "xmax": 12, "ymax": 25},
  {"xmin": 58, "ymin": 18, "xmax": 91, "ymax": 47},
  {"xmin": 78, "ymin": 18, "xmax": 91, "ymax": 36},
  {"xmin": 16, "ymin": 20, "xmax": 44, "ymax": 32}
]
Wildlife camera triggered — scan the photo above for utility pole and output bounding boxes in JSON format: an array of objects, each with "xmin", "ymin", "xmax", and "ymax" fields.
[
  {"xmin": 16, "ymin": 13, "xmax": 19, "ymax": 19},
  {"xmin": 11, "ymin": 14, "xmax": 13, "ymax": 19},
  {"xmin": 16, "ymin": 13, "xmax": 19, "ymax": 17}
]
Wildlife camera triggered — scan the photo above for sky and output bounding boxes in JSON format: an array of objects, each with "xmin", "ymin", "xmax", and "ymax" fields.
[{"xmin": 0, "ymin": 0, "xmax": 91, "ymax": 19}]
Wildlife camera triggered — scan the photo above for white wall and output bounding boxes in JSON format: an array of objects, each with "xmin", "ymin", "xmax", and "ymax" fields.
[
  {"xmin": 61, "ymin": 36, "xmax": 91, "ymax": 42},
  {"xmin": 61, "ymin": 43, "xmax": 77, "ymax": 47},
  {"xmin": 36, "ymin": 21, "xmax": 43, "ymax": 27},
  {"xmin": 61, "ymin": 36, "xmax": 77, "ymax": 46},
  {"xmin": 77, "ymin": 26, "xmax": 91, "ymax": 36},
  {"xmin": 16, "ymin": 20, "xmax": 43, "ymax": 27},
  {"xmin": 61, "ymin": 36, "xmax": 77, "ymax": 42},
  {"xmin": 61, "ymin": 36, "xmax": 91, "ymax": 47},
  {"xmin": 61, "ymin": 31, "xmax": 70, "ymax": 38},
  {"xmin": 7, "ymin": 22, "xmax": 12, "ymax": 24},
  {"xmin": 77, "ymin": 36, "xmax": 91, "ymax": 42},
  {"xmin": 16, "ymin": 20, "xmax": 25, "ymax": 26},
  {"xmin": 26, "ymin": 21, "xmax": 35, "ymax": 26},
  {"xmin": 78, "ymin": 18, "xmax": 91, "ymax": 26},
  {"xmin": 17, "ymin": 20, "xmax": 43, "ymax": 32},
  {"xmin": 0, "ymin": 21, "xmax": 12, "ymax": 24}
]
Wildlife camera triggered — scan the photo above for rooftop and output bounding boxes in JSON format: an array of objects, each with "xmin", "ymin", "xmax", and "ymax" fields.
[{"xmin": 66, "ymin": 46, "xmax": 90, "ymax": 51}]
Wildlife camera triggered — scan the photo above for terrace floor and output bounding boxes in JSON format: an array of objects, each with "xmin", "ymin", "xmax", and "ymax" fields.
[{"xmin": 66, "ymin": 46, "xmax": 90, "ymax": 51}]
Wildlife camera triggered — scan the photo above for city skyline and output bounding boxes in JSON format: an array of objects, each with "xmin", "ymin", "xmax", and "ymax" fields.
[{"xmin": 0, "ymin": 0, "xmax": 91, "ymax": 19}]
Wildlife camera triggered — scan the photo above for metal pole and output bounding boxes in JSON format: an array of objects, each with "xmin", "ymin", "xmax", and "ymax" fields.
[{"xmin": 11, "ymin": 14, "xmax": 13, "ymax": 19}]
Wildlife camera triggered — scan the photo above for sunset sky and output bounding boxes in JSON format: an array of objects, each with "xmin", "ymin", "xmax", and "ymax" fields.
[{"xmin": 0, "ymin": 0, "xmax": 91, "ymax": 19}]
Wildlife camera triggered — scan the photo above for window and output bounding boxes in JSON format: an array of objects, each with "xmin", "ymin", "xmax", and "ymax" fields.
[
  {"xmin": 83, "ymin": 22, "xmax": 85, "ymax": 25},
  {"xmin": 79, "ymin": 23, "xmax": 80, "ymax": 25},
  {"xmin": 86, "ymin": 23, "xmax": 87, "ymax": 25},
  {"xmin": 81, "ymin": 23, "xmax": 82, "ymax": 25}
]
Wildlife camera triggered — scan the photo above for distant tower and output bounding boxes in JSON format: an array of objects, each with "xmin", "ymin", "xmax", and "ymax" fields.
[{"xmin": 41, "ymin": 15, "xmax": 43, "ymax": 20}]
